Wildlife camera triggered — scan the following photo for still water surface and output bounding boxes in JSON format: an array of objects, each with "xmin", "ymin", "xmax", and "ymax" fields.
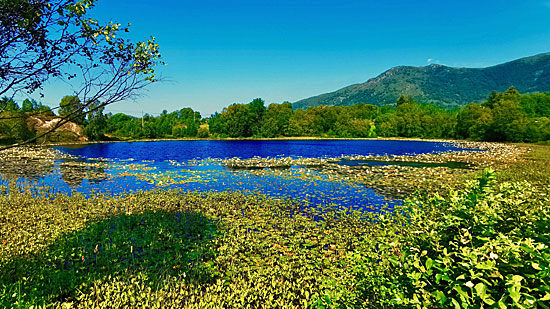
[
  {"xmin": 4, "ymin": 140, "xmax": 471, "ymax": 211},
  {"xmin": 58, "ymin": 139, "xmax": 466, "ymax": 161}
]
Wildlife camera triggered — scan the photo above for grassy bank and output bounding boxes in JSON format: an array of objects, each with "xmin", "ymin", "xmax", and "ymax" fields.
[{"xmin": 1, "ymin": 146, "xmax": 549, "ymax": 308}]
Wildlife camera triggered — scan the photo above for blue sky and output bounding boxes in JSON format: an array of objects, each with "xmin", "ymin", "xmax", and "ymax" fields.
[{"xmin": 39, "ymin": 0, "xmax": 550, "ymax": 117}]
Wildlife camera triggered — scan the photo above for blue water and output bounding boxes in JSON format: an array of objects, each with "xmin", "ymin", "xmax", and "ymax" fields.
[
  {"xmin": 2, "ymin": 140, "xmax": 472, "ymax": 211},
  {"xmin": 57, "ymin": 139, "xmax": 467, "ymax": 161}
]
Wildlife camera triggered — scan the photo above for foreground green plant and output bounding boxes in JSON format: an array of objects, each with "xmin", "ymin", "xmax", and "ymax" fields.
[{"xmin": 351, "ymin": 168, "xmax": 550, "ymax": 308}]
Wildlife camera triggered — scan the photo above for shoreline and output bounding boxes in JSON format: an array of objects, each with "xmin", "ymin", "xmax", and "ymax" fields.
[{"xmin": 37, "ymin": 136, "xmax": 475, "ymax": 148}]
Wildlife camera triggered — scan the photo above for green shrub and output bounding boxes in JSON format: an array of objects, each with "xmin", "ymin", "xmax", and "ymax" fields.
[{"xmin": 351, "ymin": 169, "xmax": 550, "ymax": 308}]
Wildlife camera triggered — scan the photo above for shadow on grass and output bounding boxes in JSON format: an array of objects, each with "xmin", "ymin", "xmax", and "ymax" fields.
[{"xmin": 0, "ymin": 209, "xmax": 218, "ymax": 306}]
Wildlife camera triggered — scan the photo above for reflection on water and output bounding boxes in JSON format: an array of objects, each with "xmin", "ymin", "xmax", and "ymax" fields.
[{"xmin": 0, "ymin": 157, "xmax": 110, "ymax": 188}]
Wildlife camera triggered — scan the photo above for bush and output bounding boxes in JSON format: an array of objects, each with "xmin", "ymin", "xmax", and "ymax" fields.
[
  {"xmin": 351, "ymin": 169, "xmax": 550, "ymax": 308},
  {"xmin": 196, "ymin": 126, "xmax": 210, "ymax": 138}
]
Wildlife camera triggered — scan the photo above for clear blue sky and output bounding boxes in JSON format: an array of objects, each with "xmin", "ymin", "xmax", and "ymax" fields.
[{"xmin": 39, "ymin": 0, "xmax": 550, "ymax": 117}]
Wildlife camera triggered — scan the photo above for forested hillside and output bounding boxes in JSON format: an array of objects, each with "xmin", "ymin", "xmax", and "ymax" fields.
[{"xmin": 294, "ymin": 52, "xmax": 550, "ymax": 109}]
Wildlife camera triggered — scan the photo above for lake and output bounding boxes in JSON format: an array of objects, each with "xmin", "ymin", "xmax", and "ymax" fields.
[{"xmin": 2, "ymin": 140, "xmax": 473, "ymax": 211}]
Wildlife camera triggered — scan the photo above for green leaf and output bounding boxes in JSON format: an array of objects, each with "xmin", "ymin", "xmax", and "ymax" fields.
[
  {"xmin": 482, "ymin": 297, "xmax": 495, "ymax": 306},
  {"xmin": 454, "ymin": 286, "xmax": 470, "ymax": 300},
  {"xmin": 426, "ymin": 258, "xmax": 434, "ymax": 270},
  {"xmin": 475, "ymin": 261, "xmax": 495, "ymax": 270},
  {"xmin": 508, "ymin": 285, "xmax": 521, "ymax": 303},
  {"xmin": 474, "ymin": 282, "xmax": 486, "ymax": 297},
  {"xmin": 451, "ymin": 298, "xmax": 461, "ymax": 309},
  {"xmin": 510, "ymin": 275, "xmax": 523, "ymax": 286},
  {"xmin": 435, "ymin": 291, "xmax": 447, "ymax": 304}
]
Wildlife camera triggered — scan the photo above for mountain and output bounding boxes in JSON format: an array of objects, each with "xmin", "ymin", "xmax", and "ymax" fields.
[{"xmin": 293, "ymin": 52, "xmax": 550, "ymax": 109}]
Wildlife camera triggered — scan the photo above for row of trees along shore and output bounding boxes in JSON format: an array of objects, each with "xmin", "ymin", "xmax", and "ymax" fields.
[
  {"xmin": 211, "ymin": 86, "xmax": 550, "ymax": 142},
  {"xmin": 1, "ymin": 87, "xmax": 550, "ymax": 144}
]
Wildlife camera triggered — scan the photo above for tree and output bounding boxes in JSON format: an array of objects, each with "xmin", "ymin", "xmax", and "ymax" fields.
[
  {"xmin": 394, "ymin": 100, "xmax": 423, "ymax": 137},
  {"xmin": 0, "ymin": 98, "xmax": 34, "ymax": 143},
  {"xmin": 375, "ymin": 113, "xmax": 398, "ymax": 137},
  {"xmin": 83, "ymin": 100, "xmax": 107, "ymax": 140},
  {"xmin": 58, "ymin": 95, "xmax": 85, "ymax": 125},
  {"xmin": 20, "ymin": 98, "xmax": 53, "ymax": 115},
  {"xmin": 489, "ymin": 98, "xmax": 527, "ymax": 142},
  {"xmin": 0, "ymin": 0, "xmax": 163, "ymax": 148},
  {"xmin": 483, "ymin": 87, "xmax": 520, "ymax": 109},
  {"xmin": 0, "ymin": 97, "xmax": 20, "ymax": 111},
  {"xmin": 259, "ymin": 102, "xmax": 293, "ymax": 137},
  {"xmin": 396, "ymin": 95, "xmax": 414, "ymax": 107},
  {"xmin": 221, "ymin": 103, "xmax": 253, "ymax": 137},
  {"xmin": 521, "ymin": 93, "xmax": 550, "ymax": 118},
  {"xmin": 248, "ymin": 98, "xmax": 266, "ymax": 136},
  {"xmin": 196, "ymin": 125, "xmax": 209, "ymax": 138},
  {"xmin": 21, "ymin": 99, "xmax": 38, "ymax": 112},
  {"xmin": 351, "ymin": 103, "xmax": 379, "ymax": 120},
  {"xmin": 455, "ymin": 103, "xmax": 492, "ymax": 140}
]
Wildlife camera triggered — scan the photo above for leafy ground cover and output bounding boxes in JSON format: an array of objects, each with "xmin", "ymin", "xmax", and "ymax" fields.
[{"xmin": 0, "ymin": 145, "xmax": 549, "ymax": 308}]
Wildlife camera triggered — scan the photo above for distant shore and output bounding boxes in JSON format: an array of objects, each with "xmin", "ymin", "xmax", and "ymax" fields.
[{"xmin": 40, "ymin": 136, "xmax": 467, "ymax": 148}]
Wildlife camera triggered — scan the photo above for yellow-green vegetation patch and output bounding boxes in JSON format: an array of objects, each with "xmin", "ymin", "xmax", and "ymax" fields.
[
  {"xmin": 499, "ymin": 143, "xmax": 550, "ymax": 187},
  {"xmin": 1, "ymin": 165, "xmax": 550, "ymax": 308}
]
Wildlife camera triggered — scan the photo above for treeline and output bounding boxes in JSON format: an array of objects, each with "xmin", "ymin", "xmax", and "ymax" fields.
[
  {"xmin": 209, "ymin": 99, "xmax": 378, "ymax": 138},
  {"xmin": 456, "ymin": 87, "xmax": 550, "ymax": 142},
  {"xmin": 0, "ymin": 97, "xmax": 55, "ymax": 144},
  {"xmin": 104, "ymin": 108, "xmax": 204, "ymax": 139},
  {"xmin": 208, "ymin": 87, "xmax": 550, "ymax": 142},
  {"xmin": 209, "ymin": 97, "xmax": 453, "ymax": 139},
  {"xmin": 2, "ymin": 87, "xmax": 550, "ymax": 144},
  {"xmin": 0, "ymin": 96, "xmax": 205, "ymax": 143},
  {"xmin": 209, "ymin": 96, "xmax": 455, "ymax": 139},
  {"xmin": 55, "ymin": 95, "xmax": 206, "ymax": 140}
]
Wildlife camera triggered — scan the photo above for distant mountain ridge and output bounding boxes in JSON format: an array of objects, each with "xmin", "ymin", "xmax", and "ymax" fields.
[{"xmin": 293, "ymin": 52, "xmax": 550, "ymax": 109}]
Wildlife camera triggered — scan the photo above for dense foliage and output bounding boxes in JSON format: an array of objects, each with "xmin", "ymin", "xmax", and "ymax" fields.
[
  {"xmin": 104, "ymin": 108, "xmax": 202, "ymax": 140},
  {"xmin": 207, "ymin": 89, "xmax": 550, "ymax": 142},
  {"xmin": 0, "ymin": 97, "xmax": 53, "ymax": 144},
  {"xmin": 2, "ymin": 87, "xmax": 550, "ymax": 143},
  {"xmin": 293, "ymin": 52, "xmax": 550, "ymax": 110},
  {"xmin": 1, "ymin": 148, "xmax": 549, "ymax": 307}
]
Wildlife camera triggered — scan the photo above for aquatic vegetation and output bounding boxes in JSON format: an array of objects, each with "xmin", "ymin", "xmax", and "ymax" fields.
[
  {"xmin": 219, "ymin": 141, "xmax": 525, "ymax": 199},
  {"xmin": 0, "ymin": 142, "xmax": 547, "ymax": 307},
  {"xmin": 0, "ymin": 189, "xmax": 380, "ymax": 307},
  {"xmin": 1, "ymin": 164, "xmax": 549, "ymax": 307}
]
